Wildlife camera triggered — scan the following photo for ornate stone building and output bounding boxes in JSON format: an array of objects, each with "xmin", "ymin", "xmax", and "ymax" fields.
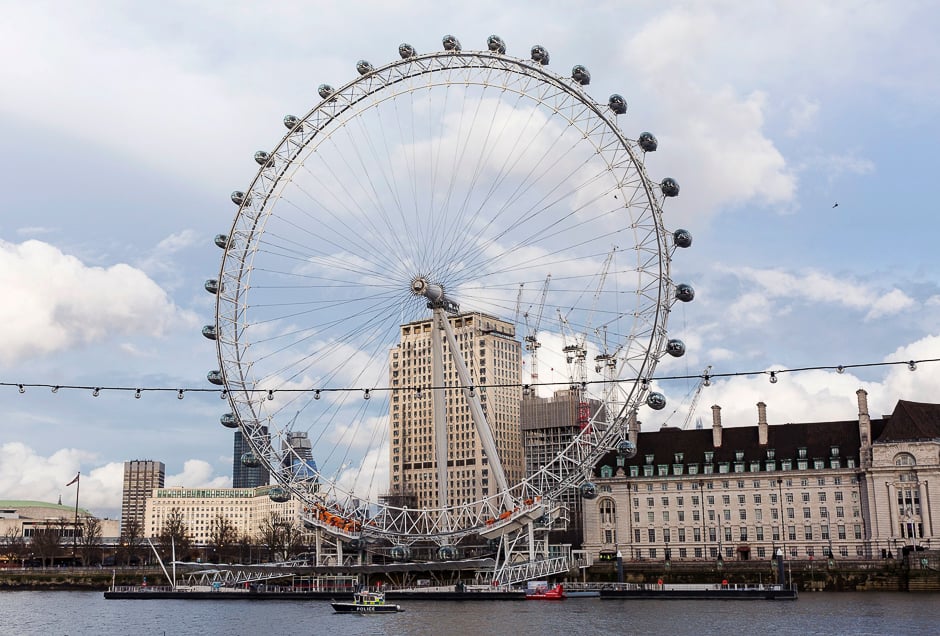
[{"xmin": 582, "ymin": 390, "xmax": 940, "ymax": 563}]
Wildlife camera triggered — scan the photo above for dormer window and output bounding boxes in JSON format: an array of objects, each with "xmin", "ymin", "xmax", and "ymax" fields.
[
  {"xmin": 830, "ymin": 446, "xmax": 840, "ymax": 457},
  {"xmin": 645, "ymin": 454, "xmax": 655, "ymax": 465},
  {"xmin": 798, "ymin": 448, "xmax": 807, "ymax": 459},
  {"xmin": 704, "ymin": 451, "xmax": 714, "ymax": 463},
  {"xmin": 766, "ymin": 449, "xmax": 775, "ymax": 460},
  {"xmin": 735, "ymin": 451, "xmax": 744, "ymax": 461},
  {"xmin": 674, "ymin": 452, "xmax": 684, "ymax": 463}
]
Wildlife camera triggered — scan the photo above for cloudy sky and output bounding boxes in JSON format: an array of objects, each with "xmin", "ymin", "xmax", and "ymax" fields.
[{"xmin": 2, "ymin": 1, "xmax": 939, "ymax": 519}]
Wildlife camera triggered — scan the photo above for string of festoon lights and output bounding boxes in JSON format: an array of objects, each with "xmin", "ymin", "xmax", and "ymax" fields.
[{"xmin": 2, "ymin": 357, "xmax": 937, "ymax": 401}]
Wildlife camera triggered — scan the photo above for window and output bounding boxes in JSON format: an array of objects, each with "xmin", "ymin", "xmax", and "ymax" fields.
[
  {"xmin": 599, "ymin": 499, "xmax": 616, "ymax": 524},
  {"xmin": 803, "ymin": 507, "xmax": 811, "ymax": 519},
  {"xmin": 662, "ymin": 511, "xmax": 670, "ymax": 522},
  {"xmin": 739, "ymin": 509, "xmax": 747, "ymax": 520},
  {"xmin": 754, "ymin": 494, "xmax": 762, "ymax": 504},
  {"xmin": 798, "ymin": 448, "xmax": 807, "ymax": 459},
  {"xmin": 725, "ymin": 527, "xmax": 732, "ymax": 541},
  {"xmin": 835, "ymin": 491, "xmax": 844, "ymax": 502},
  {"xmin": 854, "ymin": 524, "xmax": 862, "ymax": 540},
  {"xmin": 756, "ymin": 527, "xmax": 764, "ymax": 540},
  {"xmin": 704, "ymin": 451, "xmax": 714, "ymax": 463},
  {"xmin": 647, "ymin": 512, "xmax": 654, "ymax": 522},
  {"xmin": 788, "ymin": 526, "xmax": 797, "ymax": 541},
  {"xmin": 629, "ymin": 466, "xmax": 639, "ymax": 477},
  {"xmin": 805, "ymin": 527, "xmax": 814, "ymax": 540},
  {"xmin": 737, "ymin": 495, "xmax": 745, "ymax": 505},
  {"xmin": 836, "ymin": 506, "xmax": 845, "ymax": 518},
  {"xmin": 678, "ymin": 528, "xmax": 686, "ymax": 542},
  {"xmin": 722, "ymin": 495, "xmax": 730, "ymax": 505},
  {"xmin": 786, "ymin": 493, "xmax": 794, "ymax": 504},
  {"xmin": 634, "ymin": 529, "xmax": 641, "ymax": 542},
  {"xmin": 661, "ymin": 497, "xmax": 669, "ymax": 507},
  {"xmin": 739, "ymin": 527, "xmax": 748, "ymax": 541},
  {"xmin": 802, "ymin": 493, "xmax": 810, "ymax": 503},
  {"xmin": 895, "ymin": 453, "xmax": 916, "ymax": 467},
  {"xmin": 819, "ymin": 492, "xmax": 827, "ymax": 502},
  {"xmin": 647, "ymin": 497, "xmax": 654, "ymax": 507},
  {"xmin": 678, "ymin": 511, "xmax": 685, "ymax": 522},
  {"xmin": 838, "ymin": 525, "xmax": 846, "ymax": 540},
  {"xmin": 648, "ymin": 528, "xmax": 656, "ymax": 542},
  {"xmin": 735, "ymin": 451, "xmax": 745, "ymax": 461}
]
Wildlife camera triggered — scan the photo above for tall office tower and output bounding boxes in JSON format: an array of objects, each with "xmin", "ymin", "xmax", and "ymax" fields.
[
  {"xmin": 521, "ymin": 388, "xmax": 606, "ymax": 546},
  {"xmin": 233, "ymin": 428, "xmax": 270, "ymax": 488},
  {"xmin": 282, "ymin": 431, "xmax": 318, "ymax": 488},
  {"xmin": 388, "ymin": 312, "xmax": 523, "ymax": 510},
  {"xmin": 121, "ymin": 460, "xmax": 165, "ymax": 537}
]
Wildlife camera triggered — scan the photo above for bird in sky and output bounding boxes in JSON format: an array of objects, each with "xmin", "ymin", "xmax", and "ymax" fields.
[{"xmin": 832, "ymin": 202, "xmax": 839, "ymax": 208}]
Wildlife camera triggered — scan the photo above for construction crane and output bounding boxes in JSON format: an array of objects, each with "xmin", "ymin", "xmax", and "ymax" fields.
[
  {"xmin": 523, "ymin": 275, "xmax": 551, "ymax": 391},
  {"xmin": 682, "ymin": 365, "xmax": 713, "ymax": 430}
]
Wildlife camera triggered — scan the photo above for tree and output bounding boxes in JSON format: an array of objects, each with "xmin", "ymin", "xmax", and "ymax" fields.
[
  {"xmin": 30, "ymin": 517, "xmax": 68, "ymax": 567},
  {"xmin": 119, "ymin": 517, "xmax": 145, "ymax": 566},
  {"xmin": 2, "ymin": 527, "xmax": 27, "ymax": 566},
  {"xmin": 209, "ymin": 514, "xmax": 238, "ymax": 564},
  {"xmin": 78, "ymin": 516, "xmax": 103, "ymax": 566},
  {"xmin": 257, "ymin": 511, "xmax": 306, "ymax": 562},
  {"xmin": 157, "ymin": 508, "xmax": 192, "ymax": 562}
]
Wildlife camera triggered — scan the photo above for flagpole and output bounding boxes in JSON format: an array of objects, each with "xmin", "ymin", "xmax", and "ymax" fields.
[{"xmin": 72, "ymin": 472, "xmax": 81, "ymax": 560}]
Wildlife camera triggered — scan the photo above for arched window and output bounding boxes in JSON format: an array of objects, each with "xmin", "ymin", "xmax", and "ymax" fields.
[
  {"xmin": 895, "ymin": 453, "xmax": 916, "ymax": 467},
  {"xmin": 599, "ymin": 498, "xmax": 616, "ymax": 525}
]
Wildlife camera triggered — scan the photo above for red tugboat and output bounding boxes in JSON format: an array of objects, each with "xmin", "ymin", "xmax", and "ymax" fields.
[{"xmin": 525, "ymin": 583, "xmax": 566, "ymax": 600}]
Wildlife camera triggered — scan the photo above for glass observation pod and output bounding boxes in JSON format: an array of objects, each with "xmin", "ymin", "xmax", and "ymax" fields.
[
  {"xmin": 241, "ymin": 452, "xmax": 260, "ymax": 468},
  {"xmin": 207, "ymin": 370, "xmax": 224, "ymax": 386},
  {"xmin": 220, "ymin": 412, "xmax": 238, "ymax": 429},
  {"xmin": 268, "ymin": 486, "xmax": 290, "ymax": 503}
]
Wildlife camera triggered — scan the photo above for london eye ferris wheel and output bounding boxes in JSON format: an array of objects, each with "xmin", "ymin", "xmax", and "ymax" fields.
[{"xmin": 204, "ymin": 34, "xmax": 694, "ymax": 548}]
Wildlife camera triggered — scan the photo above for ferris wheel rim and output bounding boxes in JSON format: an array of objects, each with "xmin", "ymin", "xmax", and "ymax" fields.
[{"xmin": 213, "ymin": 41, "xmax": 679, "ymax": 541}]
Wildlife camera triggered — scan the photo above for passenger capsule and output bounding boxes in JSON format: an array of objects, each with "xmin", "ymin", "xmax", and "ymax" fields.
[
  {"xmin": 442, "ymin": 34, "xmax": 461, "ymax": 51},
  {"xmin": 646, "ymin": 391, "xmax": 667, "ymax": 410},
  {"xmin": 207, "ymin": 370, "xmax": 224, "ymax": 386},
  {"xmin": 608, "ymin": 94, "xmax": 627, "ymax": 115},
  {"xmin": 638, "ymin": 132, "xmax": 658, "ymax": 152},
  {"xmin": 438, "ymin": 545, "xmax": 458, "ymax": 561},
  {"xmin": 201, "ymin": 325, "xmax": 217, "ymax": 340},
  {"xmin": 399, "ymin": 43, "xmax": 416, "ymax": 59},
  {"xmin": 317, "ymin": 84, "xmax": 334, "ymax": 99},
  {"xmin": 213, "ymin": 234, "xmax": 228, "ymax": 249},
  {"xmin": 571, "ymin": 65, "xmax": 591, "ymax": 85},
  {"xmin": 241, "ymin": 451, "xmax": 260, "ymax": 468},
  {"xmin": 486, "ymin": 35, "xmax": 506, "ymax": 54},
  {"xmin": 530, "ymin": 45, "xmax": 550, "ymax": 65},
  {"xmin": 617, "ymin": 439, "xmax": 638, "ymax": 459},
  {"xmin": 579, "ymin": 481, "xmax": 598, "ymax": 500},
  {"xmin": 220, "ymin": 412, "xmax": 238, "ymax": 429},
  {"xmin": 660, "ymin": 177, "xmax": 680, "ymax": 198},
  {"xmin": 675, "ymin": 283, "xmax": 695, "ymax": 302},
  {"xmin": 204, "ymin": 279, "xmax": 220, "ymax": 294},
  {"xmin": 390, "ymin": 545, "xmax": 412, "ymax": 561},
  {"xmin": 673, "ymin": 228, "xmax": 693, "ymax": 248},
  {"xmin": 254, "ymin": 151, "xmax": 271, "ymax": 166},
  {"xmin": 231, "ymin": 191, "xmax": 250, "ymax": 206},
  {"xmin": 356, "ymin": 60, "xmax": 373, "ymax": 75},
  {"xmin": 283, "ymin": 114, "xmax": 302, "ymax": 131},
  {"xmin": 268, "ymin": 486, "xmax": 290, "ymax": 503},
  {"xmin": 666, "ymin": 338, "xmax": 686, "ymax": 357}
]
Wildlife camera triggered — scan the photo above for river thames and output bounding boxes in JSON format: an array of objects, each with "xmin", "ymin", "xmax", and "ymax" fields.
[{"xmin": 2, "ymin": 591, "xmax": 939, "ymax": 635}]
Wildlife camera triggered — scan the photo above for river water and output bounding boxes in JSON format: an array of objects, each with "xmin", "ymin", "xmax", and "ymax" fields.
[{"xmin": 2, "ymin": 590, "xmax": 937, "ymax": 636}]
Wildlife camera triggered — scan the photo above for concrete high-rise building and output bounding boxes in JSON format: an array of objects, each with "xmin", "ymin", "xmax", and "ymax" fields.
[
  {"xmin": 233, "ymin": 429, "xmax": 270, "ymax": 488},
  {"xmin": 388, "ymin": 312, "xmax": 523, "ymax": 509},
  {"xmin": 521, "ymin": 388, "xmax": 606, "ymax": 546},
  {"xmin": 121, "ymin": 460, "xmax": 165, "ymax": 537}
]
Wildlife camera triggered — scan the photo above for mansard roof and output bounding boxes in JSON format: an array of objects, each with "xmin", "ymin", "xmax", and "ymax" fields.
[
  {"xmin": 594, "ymin": 399, "xmax": 940, "ymax": 476},
  {"xmin": 875, "ymin": 400, "xmax": 940, "ymax": 443}
]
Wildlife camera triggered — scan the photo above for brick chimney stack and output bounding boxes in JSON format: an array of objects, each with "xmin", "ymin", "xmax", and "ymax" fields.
[
  {"xmin": 857, "ymin": 389, "xmax": 872, "ymax": 468},
  {"xmin": 712, "ymin": 404, "xmax": 723, "ymax": 448},
  {"xmin": 758, "ymin": 401, "xmax": 769, "ymax": 446}
]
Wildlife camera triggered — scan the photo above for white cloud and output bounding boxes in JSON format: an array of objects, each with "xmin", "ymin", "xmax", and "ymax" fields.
[
  {"xmin": 0, "ymin": 239, "xmax": 192, "ymax": 367},
  {"xmin": 0, "ymin": 443, "xmax": 123, "ymax": 518},
  {"xmin": 166, "ymin": 459, "xmax": 231, "ymax": 489},
  {"xmin": 728, "ymin": 266, "xmax": 915, "ymax": 319},
  {"xmin": 786, "ymin": 97, "xmax": 820, "ymax": 137}
]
